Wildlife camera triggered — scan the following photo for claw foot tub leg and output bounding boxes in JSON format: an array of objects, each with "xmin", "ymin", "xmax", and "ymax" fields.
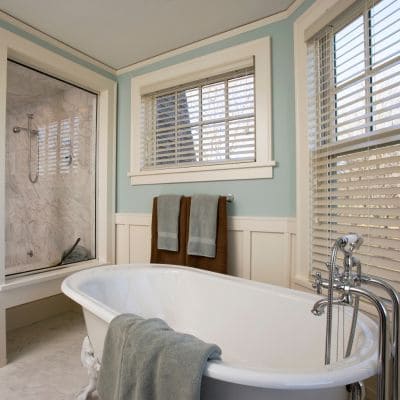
[{"xmin": 77, "ymin": 336, "xmax": 101, "ymax": 400}]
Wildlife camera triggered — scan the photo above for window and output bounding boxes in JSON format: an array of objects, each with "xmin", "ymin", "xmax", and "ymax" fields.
[
  {"xmin": 308, "ymin": 0, "xmax": 400, "ymax": 279},
  {"xmin": 129, "ymin": 38, "xmax": 275, "ymax": 184},
  {"xmin": 141, "ymin": 67, "xmax": 255, "ymax": 170}
]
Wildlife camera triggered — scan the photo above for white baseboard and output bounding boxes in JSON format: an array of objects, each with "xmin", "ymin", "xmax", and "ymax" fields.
[{"xmin": 115, "ymin": 213, "xmax": 297, "ymax": 288}]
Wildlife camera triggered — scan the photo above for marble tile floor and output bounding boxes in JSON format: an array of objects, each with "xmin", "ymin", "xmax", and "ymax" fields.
[{"xmin": 0, "ymin": 311, "xmax": 97, "ymax": 400}]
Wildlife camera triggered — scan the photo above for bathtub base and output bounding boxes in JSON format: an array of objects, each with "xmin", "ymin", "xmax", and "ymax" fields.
[
  {"xmin": 77, "ymin": 336, "xmax": 100, "ymax": 400},
  {"xmin": 201, "ymin": 376, "xmax": 348, "ymax": 400}
]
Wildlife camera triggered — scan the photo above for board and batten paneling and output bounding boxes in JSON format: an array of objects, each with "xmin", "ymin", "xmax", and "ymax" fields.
[{"xmin": 114, "ymin": 213, "xmax": 296, "ymax": 287}]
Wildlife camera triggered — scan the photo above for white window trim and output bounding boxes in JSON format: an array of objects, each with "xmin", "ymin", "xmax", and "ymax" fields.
[
  {"xmin": 293, "ymin": 0, "xmax": 359, "ymax": 289},
  {"xmin": 129, "ymin": 37, "xmax": 275, "ymax": 185}
]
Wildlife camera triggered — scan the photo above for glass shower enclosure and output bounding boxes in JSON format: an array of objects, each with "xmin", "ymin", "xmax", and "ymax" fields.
[{"xmin": 5, "ymin": 60, "xmax": 97, "ymax": 276}]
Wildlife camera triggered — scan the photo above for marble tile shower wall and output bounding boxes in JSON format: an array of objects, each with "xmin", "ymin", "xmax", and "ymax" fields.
[{"xmin": 5, "ymin": 87, "xmax": 96, "ymax": 275}]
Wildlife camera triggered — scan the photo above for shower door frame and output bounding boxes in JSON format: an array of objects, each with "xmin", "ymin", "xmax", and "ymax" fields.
[{"xmin": 0, "ymin": 27, "xmax": 116, "ymax": 366}]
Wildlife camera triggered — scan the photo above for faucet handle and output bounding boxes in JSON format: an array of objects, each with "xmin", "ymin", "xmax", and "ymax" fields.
[
  {"xmin": 325, "ymin": 261, "xmax": 339, "ymax": 276},
  {"xmin": 312, "ymin": 272, "xmax": 323, "ymax": 294}
]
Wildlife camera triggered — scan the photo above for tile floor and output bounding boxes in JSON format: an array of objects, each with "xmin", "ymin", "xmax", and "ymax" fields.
[{"xmin": 0, "ymin": 312, "xmax": 94, "ymax": 400}]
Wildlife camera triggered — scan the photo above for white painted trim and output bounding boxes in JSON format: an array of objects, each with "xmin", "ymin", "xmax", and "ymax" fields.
[
  {"xmin": 114, "ymin": 213, "xmax": 297, "ymax": 234},
  {"xmin": 293, "ymin": 0, "xmax": 358, "ymax": 284},
  {"xmin": 0, "ymin": 10, "xmax": 116, "ymax": 75},
  {"xmin": 0, "ymin": 262, "xmax": 106, "ymax": 308},
  {"xmin": 114, "ymin": 212, "xmax": 296, "ymax": 287},
  {"xmin": 116, "ymin": 0, "xmax": 305, "ymax": 75},
  {"xmin": 129, "ymin": 37, "xmax": 274, "ymax": 185},
  {"xmin": 0, "ymin": 26, "xmax": 116, "ymax": 365},
  {"xmin": 129, "ymin": 162, "xmax": 276, "ymax": 184}
]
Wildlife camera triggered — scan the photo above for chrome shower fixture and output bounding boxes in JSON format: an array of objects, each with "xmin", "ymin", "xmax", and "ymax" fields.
[
  {"xmin": 311, "ymin": 233, "xmax": 399, "ymax": 400},
  {"xmin": 13, "ymin": 113, "xmax": 39, "ymax": 183},
  {"xmin": 13, "ymin": 114, "xmax": 39, "ymax": 135},
  {"xmin": 336, "ymin": 234, "xmax": 363, "ymax": 256}
]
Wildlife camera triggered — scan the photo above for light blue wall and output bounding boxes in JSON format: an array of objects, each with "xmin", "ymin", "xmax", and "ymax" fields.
[{"xmin": 116, "ymin": 0, "xmax": 314, "ymax": 217}]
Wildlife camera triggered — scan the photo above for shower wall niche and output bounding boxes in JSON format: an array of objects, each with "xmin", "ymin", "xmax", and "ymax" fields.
[{"xmin": 5, "ymin": 61, "xmax": 97, "ymax": 276}]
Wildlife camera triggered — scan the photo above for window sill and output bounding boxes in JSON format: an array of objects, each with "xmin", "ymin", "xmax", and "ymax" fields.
[{"xmin": 128, "ymin": 161, "xmax": 276, "ymax": 185}]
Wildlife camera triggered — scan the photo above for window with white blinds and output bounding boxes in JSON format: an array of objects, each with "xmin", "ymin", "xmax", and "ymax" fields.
[
  {"xmin": 140, "ymin": 67, "xmax": 255, "ymax": 170},
  {"xmin": 308, "ymin": 0, "xmax": 400, "ymax": 280}
]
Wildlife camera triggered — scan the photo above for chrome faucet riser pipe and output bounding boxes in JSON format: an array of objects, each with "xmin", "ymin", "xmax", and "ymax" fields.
[
  {"xmin": 360, "ymin": 275, "xmax": 400, "ymax": 400},
  {"xmin": 325, "ymin": 243, "xmax": 339, "ymax": 365},
  {"xmin": 348, "ymin": 286, "xmax": 390, "ymax": 400},
  {"xmin": 345, "ymin": 259, "xmax": 362, "ymax": 358},
  {"xmin": 345, "ymin": 295, "xmax": 359, "ymax": 357}
]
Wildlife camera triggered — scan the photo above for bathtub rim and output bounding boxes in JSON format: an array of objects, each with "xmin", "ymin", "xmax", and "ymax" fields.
[{"xmin": 62, "ymin": 263, "xmax": 379, "ymax": 390}]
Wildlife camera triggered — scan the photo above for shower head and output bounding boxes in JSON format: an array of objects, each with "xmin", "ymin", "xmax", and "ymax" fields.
[{"xmin": 336, "ymin": 233, "xmax": 364, "ymax": 255}]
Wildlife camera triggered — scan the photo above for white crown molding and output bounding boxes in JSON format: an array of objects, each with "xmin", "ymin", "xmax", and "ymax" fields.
[
  {"xmin": 116, "ymin": 0, "xmax": 305, "ymax": 76},
  {"xmin": 0, "ymin": 10, "xmax": 117, "ymax": 76}
]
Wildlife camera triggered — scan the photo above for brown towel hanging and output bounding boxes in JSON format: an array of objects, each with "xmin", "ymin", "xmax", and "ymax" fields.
[
  {"xmin": 150, "ymin": 196, "xmax": 188, "ymax": 265},
  {"xmin": 150, "ymin": 195, "xmax": 228, "ymax": 274},
  {"xmin": 185, "ymin": 196, "xmax": 228, "ymax": 274}
]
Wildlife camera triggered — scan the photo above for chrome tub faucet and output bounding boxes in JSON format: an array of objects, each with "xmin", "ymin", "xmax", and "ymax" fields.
[{"xmin": 311, "ymin": 234, "xmax": 399, "ymax": 400}]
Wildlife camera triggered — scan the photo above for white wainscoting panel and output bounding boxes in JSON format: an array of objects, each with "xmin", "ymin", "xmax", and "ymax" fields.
[{"xmin": 115, "ymin": 213, "xmax": 296, "ymax": 287}]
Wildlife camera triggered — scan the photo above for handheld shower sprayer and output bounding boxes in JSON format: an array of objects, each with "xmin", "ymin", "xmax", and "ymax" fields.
[
  {"xmin": 12, "ymin": 113, "xmax": 39, "ymax": 183},
  {"xmin": 336, "ymin": 234, "xmax": 363, "ymax": 255}
]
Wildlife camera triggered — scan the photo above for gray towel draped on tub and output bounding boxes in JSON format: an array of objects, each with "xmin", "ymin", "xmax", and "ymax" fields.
[{"xmin": 97, "ymin": 313, "xmax": 221, "ymax": 400}]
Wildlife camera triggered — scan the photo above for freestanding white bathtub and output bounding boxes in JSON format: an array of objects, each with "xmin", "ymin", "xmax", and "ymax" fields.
[{"xmin": 62, "ymin": 264, "xmax": 378, "ymax": 400}]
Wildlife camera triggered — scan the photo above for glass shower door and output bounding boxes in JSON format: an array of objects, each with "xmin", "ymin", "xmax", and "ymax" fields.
[{"xmin": 5, "ymin": 60, "xmax": 97, "ymax": 276}]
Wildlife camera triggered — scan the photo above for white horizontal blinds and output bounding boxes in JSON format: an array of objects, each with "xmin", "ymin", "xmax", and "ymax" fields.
[
  {"xmin": 38, "ymin": 117, "xmax": 81, "ymax": 177},
  {"xmin": 140, "ymin": 66, "xmax": 255, "ymax": 170},
  {"xmin": 309, "ymin": 0, "xmax": 400, "ymax": 282}
]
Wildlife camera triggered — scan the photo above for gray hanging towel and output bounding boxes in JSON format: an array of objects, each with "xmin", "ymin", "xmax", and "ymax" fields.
[
  {"xmin": 157, "ymin": 194, "xmax": 182, "ymax": 251},
  {"xmin": 187, "ymin": 194, "xmax": 219, "ymax": 258}
]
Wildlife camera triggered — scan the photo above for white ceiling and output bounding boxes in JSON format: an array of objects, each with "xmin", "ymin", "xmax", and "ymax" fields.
[{"xmin": 0, "ymin": 0, "xmax": 294, "ymax": 70}]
